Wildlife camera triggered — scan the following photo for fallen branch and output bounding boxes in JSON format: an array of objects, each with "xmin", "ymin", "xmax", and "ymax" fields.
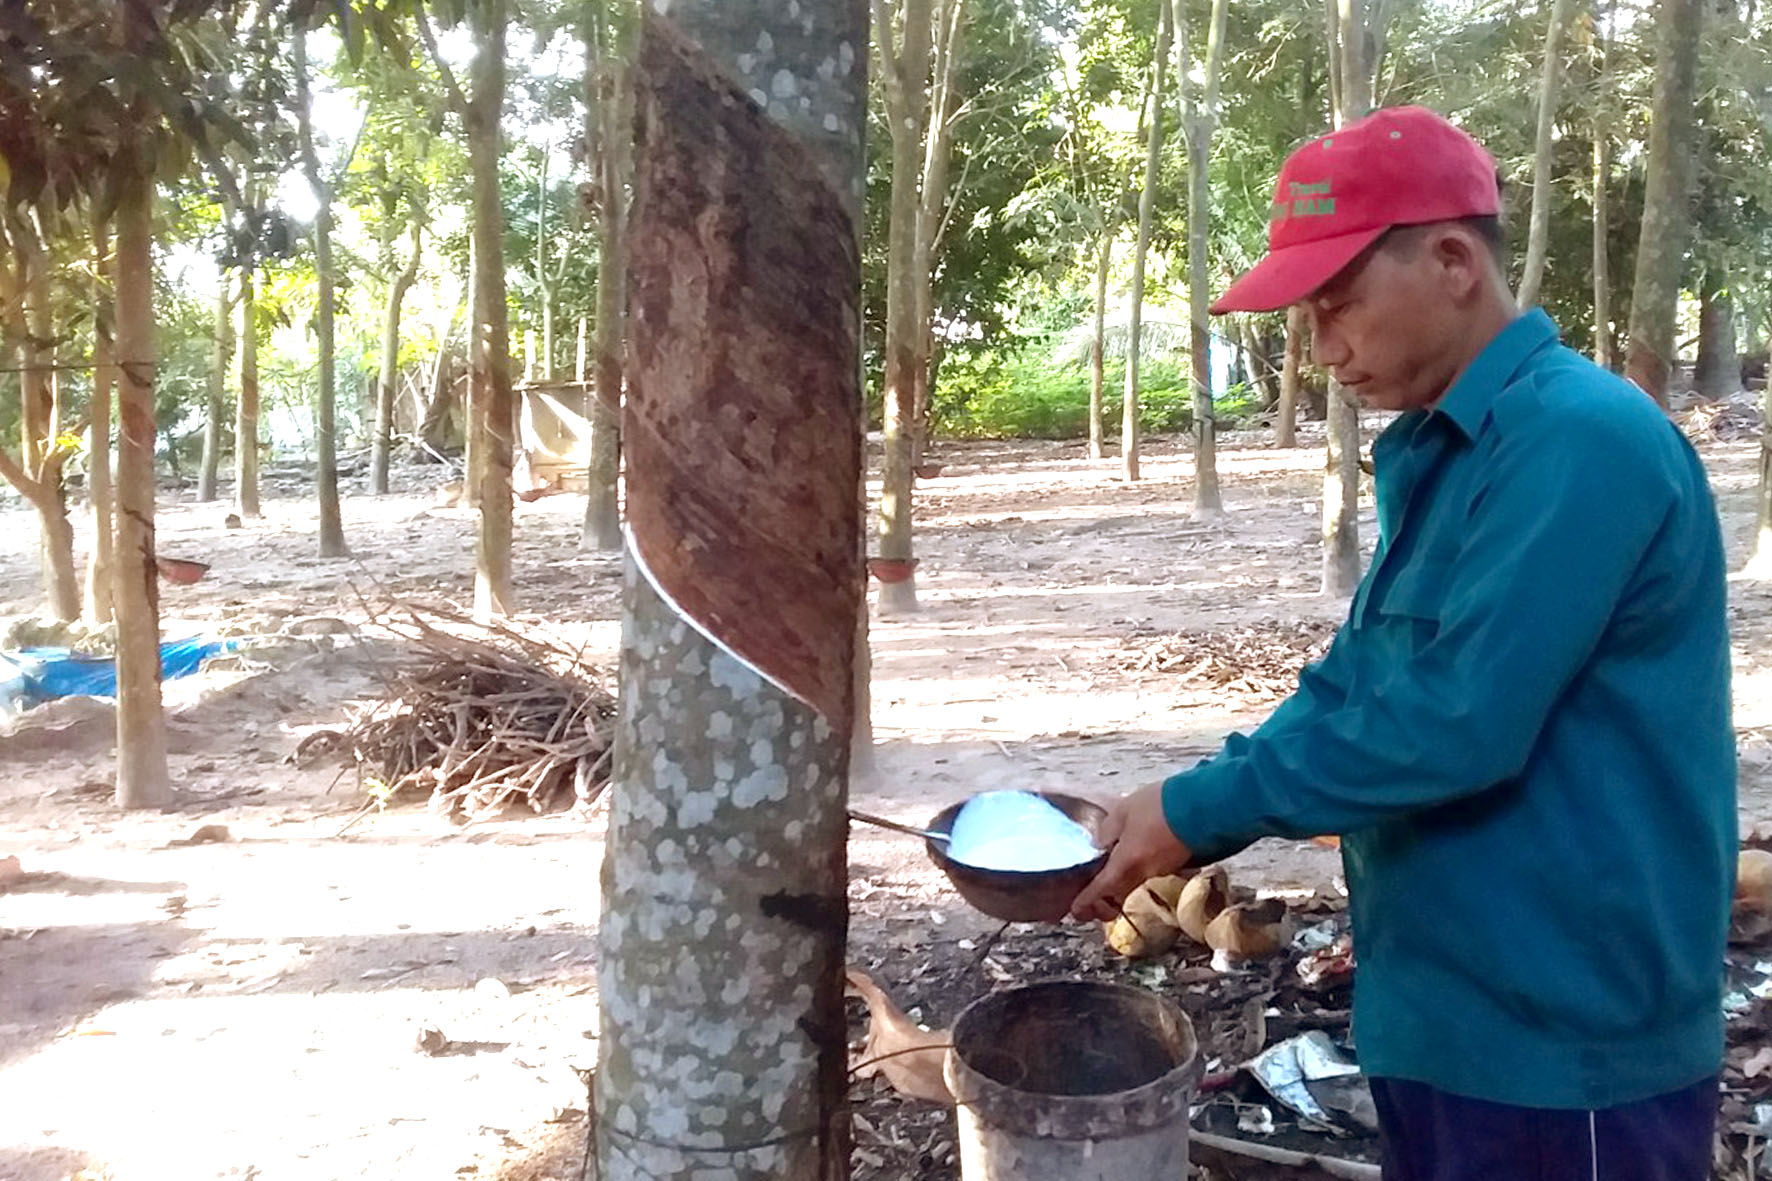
[{"xmin": 1190, "ymin": 1129, "xmax": 1382, "ymax": 1180}]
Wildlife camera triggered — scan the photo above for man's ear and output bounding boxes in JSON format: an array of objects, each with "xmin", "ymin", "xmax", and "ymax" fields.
[{"xmin": 1430, "ymin": 227, "xmax": 1488, "ymax": 300}]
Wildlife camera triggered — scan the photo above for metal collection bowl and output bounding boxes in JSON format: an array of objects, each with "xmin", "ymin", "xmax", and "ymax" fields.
[
  {"xmin": 156, "ymin": 556, "xmax": 211, "ymax": 585},
  {"xmin": 925, "ymin": 792, "xmax": 1110, "ymax": 923}
]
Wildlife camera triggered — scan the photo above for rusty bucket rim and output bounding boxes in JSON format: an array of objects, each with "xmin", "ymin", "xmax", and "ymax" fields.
[{"xmin": 944, "ymin": 978, "xmax": 1202, "ymax": 1140}]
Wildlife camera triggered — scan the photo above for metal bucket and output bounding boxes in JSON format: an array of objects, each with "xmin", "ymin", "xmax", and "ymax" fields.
[{"xmin": 945, "ymin": 980, "xmax": 1200, "ymax": 1180}]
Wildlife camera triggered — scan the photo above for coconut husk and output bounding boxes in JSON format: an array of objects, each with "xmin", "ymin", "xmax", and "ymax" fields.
[
  {"xmin": 1104, "ymin": 880, "xmax": 1183, "ymax": 958},
  {"xmin": 1205, "ymin": 898, "xmax": 1293, "ymax": 961},
  {"xmin": 1177, "ymin": 866, "xmax": 1232, "ymax": 944}
]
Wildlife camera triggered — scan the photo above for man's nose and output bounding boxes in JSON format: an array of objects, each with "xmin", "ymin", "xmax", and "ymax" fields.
[{"xmin": 1309, "ymin": 315, "xmax": 1345, "ymax": 370}]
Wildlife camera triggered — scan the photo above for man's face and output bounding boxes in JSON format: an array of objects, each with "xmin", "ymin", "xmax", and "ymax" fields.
[{"xmin": 1301, "ymin": 229, "xmax": 1468, "ymax": 413}]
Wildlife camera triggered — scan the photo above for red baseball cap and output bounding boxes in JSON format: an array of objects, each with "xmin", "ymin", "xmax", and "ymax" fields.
[{"xmin": 1211, "ymin": 106, "xmax": 1501, "ymax": 315}]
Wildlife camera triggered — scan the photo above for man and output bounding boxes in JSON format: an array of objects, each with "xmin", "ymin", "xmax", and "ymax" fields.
[{"xmin": 1070, "ymin": 106, "xmax": 1736, "ymax": 1180}]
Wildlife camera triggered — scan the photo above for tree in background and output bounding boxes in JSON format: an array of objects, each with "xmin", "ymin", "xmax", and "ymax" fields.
[
  {"xmin": 580, "ymin": 0, "xmax": 633, "ymax": 552},
  {"xmin": 197, "ymin": 265, "xmax": 235, "ymax": 501},
  {"xmin": 1278, "ymin": 304, "xmax": 1306, "ymax": 447},
  {"xmin": 1517, "ymin": 0, "xmax": 1576, "ymax": 309},
  {"xmin": 1319, "ymin": 0, "xmax": 1393, "ymax": 597},
  {"xmin": 1591, "ymin": 0, "xmax": 1618, "ymax": 371},
  {"xmin": 293, "ymin": 19, "xmax": 358, "ymax": 557},
  {"xmin": 1625, "ymin": 0, "xmax": 1704, "ymax": 404},
  {"xmin": 113, "ymin": 133, "xmax": 170, "ymax": 809},
  {"xmin": 84, "ymin": 222, "xmax": 115, "ymax": 623},
  {"xmin": 353, "ymin": 33, "xmax": 439, "ymax": 496},
  {"xmin": 417, "ymin": 0, "xmax": 516, "ymax": 617},
  {"xmin": 1120, "ymin": 0, "xmax": 1170, "ymax": 484},
  {"xmin": 237, "ymin": 258, "xmax": 263, "ymax": 517},
  {"xmin": 1176, "ymin": 0, "xmax": 1230, "ymax": 515},
  {"xmin": 875, "ymin": 0, "xmax": 971, "ymax": 612},
  {"xmin": 0, "ymin": 208, "xmax": 83, "ymax": 621}
]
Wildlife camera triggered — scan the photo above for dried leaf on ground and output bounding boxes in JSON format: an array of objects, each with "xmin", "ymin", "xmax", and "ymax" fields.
[
  {"xmin": 1117, "ymin": 621, "xmax": 1336, "ymax": 702},
  {"xmin": 846, "ymin": 966, "xmax": 953, "ymax": 1104}
]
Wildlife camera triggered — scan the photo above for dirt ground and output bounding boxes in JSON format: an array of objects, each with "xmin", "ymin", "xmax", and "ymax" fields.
[{"xmin": 1, "ymin": 425, "xmax": 1769, "ymax": 1180}]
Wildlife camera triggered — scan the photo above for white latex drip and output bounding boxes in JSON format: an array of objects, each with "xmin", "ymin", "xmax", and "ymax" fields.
[{"xmin": 945, "ymin": 790, "xmax": 1101, "ymax": 872}]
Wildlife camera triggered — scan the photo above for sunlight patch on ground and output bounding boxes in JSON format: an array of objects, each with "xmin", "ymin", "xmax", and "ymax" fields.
[{"xmin": 0, "ymin": 989, "xmax": 589, "ymax": 1181}]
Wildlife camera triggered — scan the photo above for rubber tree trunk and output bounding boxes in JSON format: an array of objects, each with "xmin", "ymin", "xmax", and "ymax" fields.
[
  {"xmin": 419, "ymin": 307, "xmax": 460, "ymax": 454},
  {"xmin": 1593, "ymin": 132, "xmax": 1614, "ymax": 369},
  {"xmin": 37, "ymin": 443, "xmax": 77, "ymax": 628},
  {"xmin": 907, "ymin": 0, "xmax": 966, "ymax": 473},
  {"xmin": 25, "ymin": 415, "xmax": 79, "ymax": 623},
  {"xmin": 467, "ymin": 0, "xmax": 514, "ymax": 618},
  {"xmin": 533, "ymin": 140, "xmax": 574, "ymax": 386},
  {"xmin": 876, "ymin": 0, "xmax": 933, "ymax": 613},
  {"xmin": 595, "ymin": 9, "xmax": 865, "ymax": 1180},
  {"xmin": 38, "ymin": 488, "xmax": 79, "ymax": 624},
  {"xmin": 1088, "ymin": 232, "xmax": 1112, "ymax": 459},
  {"xmin": 1321, "ymin": 0, "xmax": 1371, "ymax": 597},
  {"xmin": 112, "ymin": 158, "xmax": 170, "ymax": 810},
  {"xmin": 85, "ymin": 222, "xmax": 115, "ymax": 624},
  {"xmin": 1323, "ymin": 388, "xmax": 1362, "ymax": 592},
  {"xmin": 1122, "ymin": 0, "xmax": 1171, "ymax": 485},
  {"xmin": 1277, "ymin": 305, "xmax": 1304, "ymax": 447},
  {"xmin": 1625, "ymin": 0, "xmax": 1704, "ymax": 405},
  {"xmin": 582, "ymin": 0, "xmax": 632, "ymax": 553},
  {"xmin": 295, "ymin": 28, "xmax": 349, "ymax": 558},
  {"xmin": 542, "ymin": 308, "xmax": 554, "ymax": 380},
  {"xmin": 12, "ymin": 259, "xmax": 79, "ymax": 622},
  {"xmin": 371, "ymin": 219, "xmax": 422, "ymax": 495},
  {"xmin": 463, "ymin": 236, "xmax": 482, "ymax": 509},
  {"xmin": 1695, "ymin": 274, "xmax": 1737, "ymax": 398},
  {"xmin": 311, "ymin": 199, "xmax": 347, "ymax": 556},
  {"xmin": 197, "ymin": 269, "xmax": 232, "ymax": 501},
  {"xmin": 1176, "ymin": 0, "xmax": 1228, "ymax": 516},
  {"xmin": 1243, "ymin": 322, "xmax": 1278, "ymax": 410},
  {"xmin": 236, "ymin": 269, "xmax": 261, "ymax": 517},
  {"xmin": 1592, "ymin": 0, "xmax": 1616, "ymax": 370},
  {"xmin": 1750, "ymin": 366, "xmax": 1772, "ymax": 572},
  {"xmin": 1516, "ymin": 0, "xmax": 1575, "ymax": 309}
]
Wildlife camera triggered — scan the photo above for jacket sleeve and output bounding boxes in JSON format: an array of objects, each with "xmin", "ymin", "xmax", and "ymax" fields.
[{"xmin": 1161, "ymin": 407, "xmax": 1677, "ymax": 860}]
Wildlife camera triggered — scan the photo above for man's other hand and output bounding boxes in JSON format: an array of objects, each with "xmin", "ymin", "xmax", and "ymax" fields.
[{"xmin": 1068, "ymin": 782, "xmax": 1194, "ymax": 922}]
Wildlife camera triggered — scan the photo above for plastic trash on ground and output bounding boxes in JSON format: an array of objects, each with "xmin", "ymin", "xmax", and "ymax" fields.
[
  {"xmin": 0, "ymin": 637, "xmax": 228, "ymax": 708},
  {"xmin": 1248, "ymin": 1030, "xmax": 1378, "ymax": 1134},
  {"xmin": 1298, "ymin": 933, "xmax": 1357, "ymax": 989}
]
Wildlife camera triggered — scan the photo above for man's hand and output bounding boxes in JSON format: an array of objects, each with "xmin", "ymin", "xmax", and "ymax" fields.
[{"xmin": 1068, "ymin": 782, "xmax": 1194, "ymax": 922}]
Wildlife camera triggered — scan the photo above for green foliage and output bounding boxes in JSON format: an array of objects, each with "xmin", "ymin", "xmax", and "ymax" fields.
[
  {"xmin": 934, "ymin": 338, "xmax": 1269, "ymax": 440},
  {"xmin": 12, "ymin": 0, "xmax": 1772, "ymax": 473}
]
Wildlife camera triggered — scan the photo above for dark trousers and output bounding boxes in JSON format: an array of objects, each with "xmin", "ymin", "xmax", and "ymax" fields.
[{"xmin": 1369, "ymin": 1074, "xmax": 1718, "ymax": 1181}]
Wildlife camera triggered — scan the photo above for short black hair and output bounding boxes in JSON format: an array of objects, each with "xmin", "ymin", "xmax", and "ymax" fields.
[{"xmin": 1378, "ymin": 215, "xmax": 1509, "ymax": 275}]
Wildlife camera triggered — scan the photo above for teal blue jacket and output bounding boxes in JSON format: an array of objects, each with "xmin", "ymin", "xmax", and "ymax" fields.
[{"xmin": 1162, "ymin": 309, "xmax": 1736, "ymax": 1109}]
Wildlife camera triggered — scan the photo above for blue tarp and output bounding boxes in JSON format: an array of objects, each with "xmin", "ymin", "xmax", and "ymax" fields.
[{"xmin": 0, "ymin": 637, "xmax": 227, "ymax": 711}]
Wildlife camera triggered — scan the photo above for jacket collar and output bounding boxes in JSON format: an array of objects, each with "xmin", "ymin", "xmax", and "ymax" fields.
[{"xmin": 1432, "ymin": 307, "xmax": 1560, "ymax": 440}]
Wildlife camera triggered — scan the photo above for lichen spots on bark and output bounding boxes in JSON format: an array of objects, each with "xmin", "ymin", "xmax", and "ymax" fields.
[{"xmin": 597, "ymin": 563, "xmax": 850, "ymax": 1179}]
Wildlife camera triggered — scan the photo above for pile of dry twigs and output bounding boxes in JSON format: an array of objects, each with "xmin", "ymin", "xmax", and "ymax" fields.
[
  {"xmin": 1679, "ymin": 391, "xmax": 1763, "ymax": 442},
  {"xmin": 1118, "ymin": 620, "xmax": 1337, "ymax": 702},
  {"xmin": 305, "ymin": 605, "xmax": 616, "ymax": 823}
]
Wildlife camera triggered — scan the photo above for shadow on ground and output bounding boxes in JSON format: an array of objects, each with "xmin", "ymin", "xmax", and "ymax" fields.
[{"xmin": 0, "ymin": 911, "xmax": 192, "ymax": 1068}]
